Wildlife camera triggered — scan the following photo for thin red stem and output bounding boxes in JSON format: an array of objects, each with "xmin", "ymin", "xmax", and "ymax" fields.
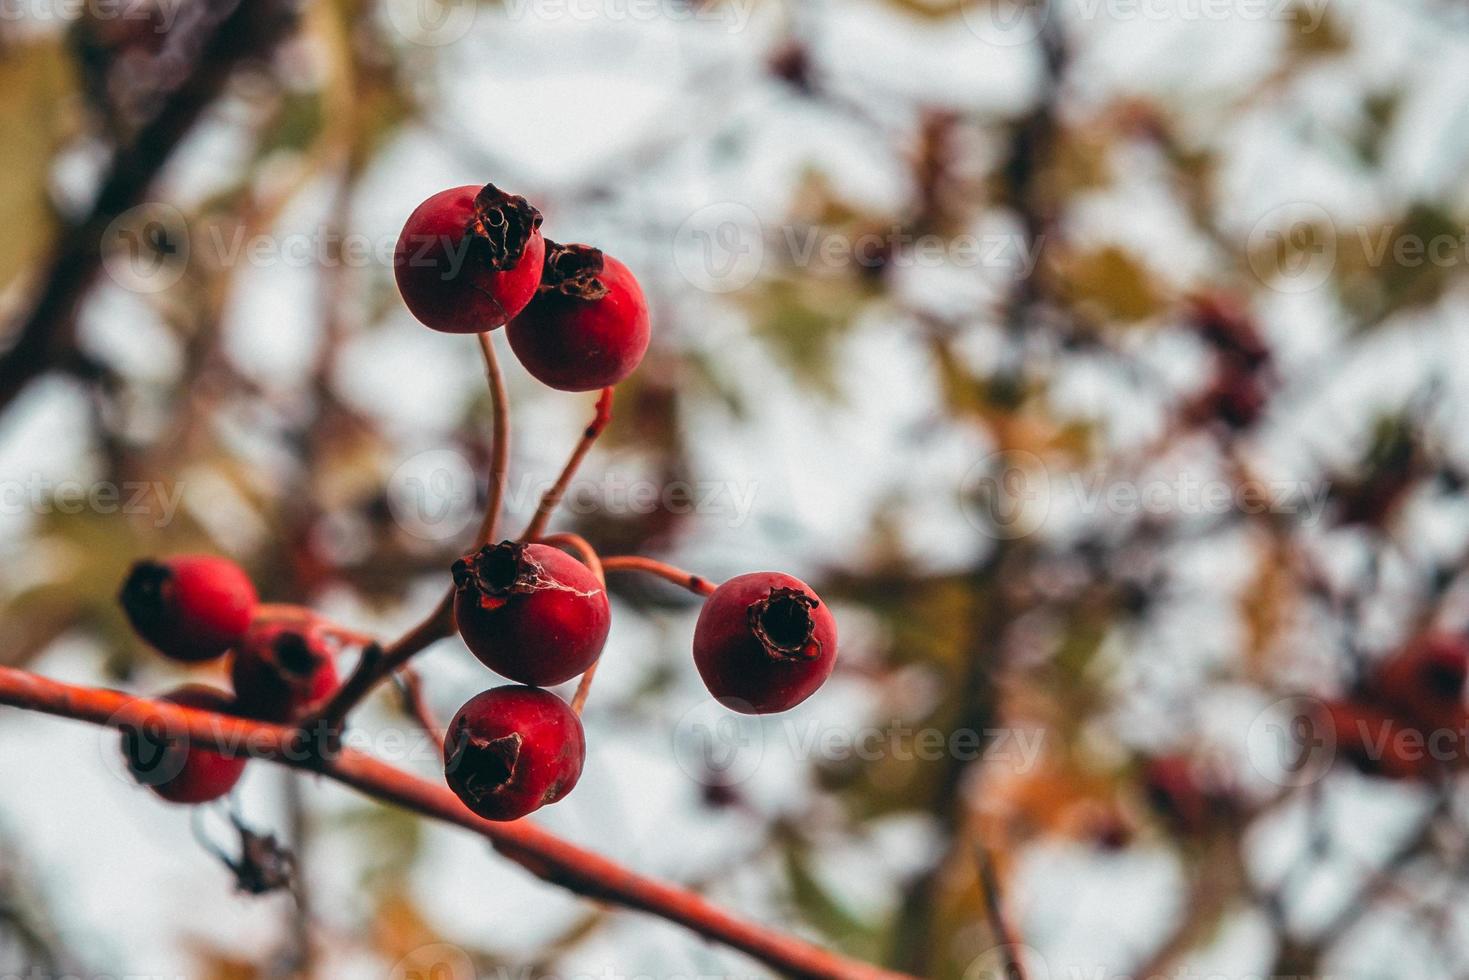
[
  {"xmin": 549, "ymin": 534, "xmax": 609, "ymax": 716},
  {"xmin": 395, "ymin": 665, "xmax": 445, "ymax": 761},
  {"xmin": 299, "ymin": 590, "xmax": 454, "ymax": 738},
  {"xmin": 976, "ymin": 846, "xmax": 1029, "ymax": 980},
  {"xmin": 520, "ymin": 387, "xmax": 614, "ymax": 542},
  {"xmin": 539, "ymin": 531, "xmax": 605, "ymax": 581},
  {"xmin": 474, "ymin": 331, "xmax": 511, "ymax": 546},
  {"xmin": 0, "ymin": 666, "xmax": 912, "ymax": 980},
  {"xmin": 601, "ymin": 556, "xmax": 718, "ymax": 597}
]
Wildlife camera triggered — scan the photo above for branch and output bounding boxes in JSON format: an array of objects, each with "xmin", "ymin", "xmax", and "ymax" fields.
[
  {"xmin": 600, "ymin": 556, "xmax": 717, "ymax": 597},
  {"xmin": 0, "ymin": 665, "xmax": 912, "ymax": 980},
  {"xmin": 474, "ymin": 331, "xmax": 511, "ymax": 546},
  {"xmin": 521, "ymin": 388, "xmax": 615, "ymax": 542},
  {"xmin": 0, "ymin": 0, "xmax": 300, "ymax": 412}
]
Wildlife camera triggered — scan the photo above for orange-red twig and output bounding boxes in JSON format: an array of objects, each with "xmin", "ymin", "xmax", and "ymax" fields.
[
  {"xmin": 539, "ymin": 532, "xmax": 604, "ymax": 581},
  {"xmin": 520, "ymin": 388, "xmax": 614, "ymax": 542},
  {"xmin": 474, "ymin": 331, "xmax": 511, "ymax": 546},
  {"xmin": 0, "ymin": 666, "xmax": 912, "ymax": 980},
  {"xmin": 601, "ymin": 556, "xmax": 718, "ymax": 597}
]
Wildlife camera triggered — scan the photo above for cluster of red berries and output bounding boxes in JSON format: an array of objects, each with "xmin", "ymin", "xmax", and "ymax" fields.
[
  {"xmin": 444, "ymin": 551, "xmax": 838, "ymax": 821},
  {"xmin": 1322, "ymin": 633, "xmax": 1469, "ymax": 781},
  {"xmin": 393, "ymin": 183, "xmax": 650, "ymax": 391},
  {"xmin": 110, "ymin": 180, "xmax": 841, "ymax": 826},
  {"xmin": 117, "ymin": 555, "xmax": 338, "ymax": 803}
]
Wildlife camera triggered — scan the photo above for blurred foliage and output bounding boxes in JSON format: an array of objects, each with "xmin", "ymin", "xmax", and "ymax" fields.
[{"xmin": 1, "ymin": 0, "xmax": 1468, "ymax": 978}]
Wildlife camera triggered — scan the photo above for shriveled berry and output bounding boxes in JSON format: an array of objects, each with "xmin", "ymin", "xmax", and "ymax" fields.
[
  {"xmin": 693, "ymin": 572, "xmax": 838, "ymax": 714},
  {"xmin": 121, "ymin": 684, "xmax": 247, "ymax": 804},
  {"xmin": 452, "ymin": 542, "xmax": 610, "ymax": 687},
  {"xmin": 231, "ymin": 623, "xmax": 340, "ymax": 722},
  {"xmin": 395, "ymin": 183, "xmax": 546, "ymax": 333},
  {"xmin": 119, "ymin": 555, "xmax": 257, "ymax": 663},
  {"xmin": 444, "ymin": 686, "xmax": 585, "ymax": 822},
  {"xmin": 507, "ymin": 243, "xmax": 650, "ymax": 391}
]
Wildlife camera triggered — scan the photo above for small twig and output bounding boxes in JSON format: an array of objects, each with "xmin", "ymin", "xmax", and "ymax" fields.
[
  {"xmin": 474, "ymin": 331, "xmax": 511, "ymax": 546},
  {"xmin": 0, "ymin": 666, "xmax": 915, "ymax": 980},
  {"xmin": 299, "ymin": 591, "xmax": 456, "ymax": 740},
  {"xmin": 252, "ymin": 604, "xmax": 376, "ymax": 647},
  {"xmin": 975, "ymin": 846, "xmax": 1028, "ymax": 980},
  {"xmin": 566, "ymin": 544, "xmax": 609, "ymax": 716},
  {"xmin": 520, "ymin": 388, "xmax": 615, "ymax": 542},
  {"xmin": 395, "ymin": 665, "xmax": 445, "ymax": 760},
  {"xmin": 539, "ymin": 532, "xmax": 605, "ymax": 580},
  {"xmin": 601, "ymin": 556, "xmax": 717, "ymax": 597}
]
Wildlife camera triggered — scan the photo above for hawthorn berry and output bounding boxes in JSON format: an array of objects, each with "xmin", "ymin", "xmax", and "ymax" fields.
[
  {"xmin": 1141, "ymin": 755, "xmax": 1212, "ymax": 835},
  {"xmin": 507, "ymin": 243, "xmax": 650, "ymax": 392},
  {"xmin": 1369, "ymin": 633, "xmax": 1469, "ymax": 733},
  {"xmin": 121, "ymin": 684, "xmax": 247, "ymax": 804},
  {"xmin": 1322, "ymin": 700, "xmax": 1436, "ymax": 781},
  {"xmin": 394, "ymin": 183, "xmax": 546, "ymax": 333},
  {"xmin": 444, "ymin": 686, "xmax": 585, "ymax": 822},
  {"xmin": 231, "ymin": 623, "xmax": 340, "ymax": 722},
  {"xmin": 119, "ymin": 555, "xmax": 257, "ymax": 663},
  {"xmin": 693, "ymin": 572, "xmax": 837, "ymax": 714},
  {"xmin": 452, "ymin": 542, "xmax": 611, "ymax": 687}
]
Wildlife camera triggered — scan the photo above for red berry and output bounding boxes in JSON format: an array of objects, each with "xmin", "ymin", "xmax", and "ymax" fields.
[
  {"xmin": 693, "ymin": 572, "xmax": 838, "ymax": 714},
  {"xmin": 119, "ymin": 555, "xmax": 257, "ymax": 663},
  {"xmin": 444, "ymin": 686, "xmax": 585, "ymax": 822},
  {"xmin": 507, "ymin": 243, "xmax": 650, "ymax": 391},
  {"xmin": 452, "ymin": 542, "xmax": 610, "ymax": 686},
  {"xmin": 121, "ymin": 684, "xmax": 248, "ymax": 804},
  {"xmin": 1322, "ymin": 700, "xmax": 1436, "ymax": 781},
  {"xmin": 394, "ymin": 183, "xmax": 546, "ymax": 333},
  {"xmin": 1141, "ymin": 755, "xmax": 1212, "ymax": 834},
  {"xmin": 1369, "ymin": 633, "xmax": 1469, "ymax": 732},
  {"xmin": 231, "ymin": 623, "xmax": 340, "ymax": 722}
]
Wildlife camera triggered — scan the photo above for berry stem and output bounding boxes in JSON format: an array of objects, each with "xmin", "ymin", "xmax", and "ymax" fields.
[
  {"xmin": 395, "ymin": 665, "xmax": 445, "ymax": 761},
  {"xmin": 564, "ymin": 541, "xmax": 609, "ymax": 716},
  {"xmin": 474, "ymin": 331, "xmax": 511, "ymax": 546},
  {"xmin": 0, "ymin": 665, "xmax": 914, "ymax": 980},
  {"xmin": 252, "ymin": 605, "xmax": 376, "ymax": 647},
  {"xmin": 601, "ymin": 556, "xmax": 718, "ymax": 597},
  {"xmin": 520, "ymin": 387, "xmax": 615, "ymax": 542},
  {"xmin": 975, "ymin": 845, "xmax": 1029, "ymax": 980},
  {"xmin": 539, "ymin": 532, "xmax": 605, "ymax": 581},
  {"xmin": 297, "ymin": 591, "xmax": 455, "ymax": 741}
]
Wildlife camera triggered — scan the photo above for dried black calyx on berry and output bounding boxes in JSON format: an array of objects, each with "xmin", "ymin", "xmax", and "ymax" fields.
[
  {"xmin": 1422, "ymin": 658, "xmax": 1467, "ymax": 699},
  {"xmin": 467, "ymin": 184, "xmax": 543, "ymax": 272},
  {"xmin": 445, "ymin": 729, "xmax": 522, "ymax": 803},
  {"xmin": 749, "ymin": 588, "xmax": 821, "ymax": 661},
  {"xmin": 539, "ymin": 241, "xmax": 609, "ymax": 300},
  {"xmin": 271, "ymin": 632, "xmax": 322, "ymax": 690},
  {"xmin": 452, "ymin": 542, "xmax": 546, "ymax": 607},
  {"xmin": 119, "ymin": 560, "xmax": 174, "ymax": 631}
]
